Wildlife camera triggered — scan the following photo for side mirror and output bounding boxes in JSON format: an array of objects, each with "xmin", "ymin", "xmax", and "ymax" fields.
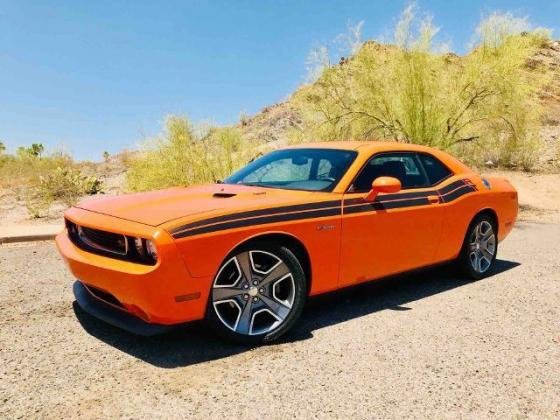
[{"xmin": 364, "ymin": 176, "xmax": 401, "ymax": 202}]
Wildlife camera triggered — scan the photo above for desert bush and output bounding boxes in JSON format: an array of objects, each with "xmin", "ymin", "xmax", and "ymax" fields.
[
  {"xmin": 0, "ymin": 149, "xmax": 73, "ymax": 191},
  {"xmin": 0, "ymin": 148, "xmax": 103, "ymax": 217},
  {"xmin": 293, "ymin": 6, "xmax": 550, "ymax": 170},
  {"xmin": 39, "ymin": 167, "xmax": 103, "ymax": 207},
  {"xmin": 126, "ymin": 116, "xmax": 259, "ymax": 191}
]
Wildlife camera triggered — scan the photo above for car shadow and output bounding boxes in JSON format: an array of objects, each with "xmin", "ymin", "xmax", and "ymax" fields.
[{"xmin": 73, "ymin": 259, "xmax": 519, "ymax": 368}]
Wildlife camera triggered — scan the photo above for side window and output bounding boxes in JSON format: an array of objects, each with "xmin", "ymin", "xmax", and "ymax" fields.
[
  {"xmin": 352, "ymin": 152, "xmax": 429, "ymax": 192},
  {"xmin": 417, "ymin": 153, "xmax": 452, "ymax": 185}
]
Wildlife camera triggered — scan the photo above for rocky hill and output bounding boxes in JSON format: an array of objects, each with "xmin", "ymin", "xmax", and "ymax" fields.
[{"xmin": 533, "ymin": 41, "xmax": 560, "ymax": 165}]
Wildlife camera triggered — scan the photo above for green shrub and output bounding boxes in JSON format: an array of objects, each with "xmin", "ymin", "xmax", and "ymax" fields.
[
  {"xmin": 38, "ymin": 167, "xmax": 103, "ymax": 207},
  {"xmin": 292, "ymin": 6, "xmax": 550, "ymax": 170},
  {"xmin": 126, "ymin": 116, "xmax": 259, "ymax": 191}
]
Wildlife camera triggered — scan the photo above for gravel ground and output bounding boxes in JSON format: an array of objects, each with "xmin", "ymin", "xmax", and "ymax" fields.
[{"xmin": 1, "ymin": 222, "xmax": 559, "ymax": 419}]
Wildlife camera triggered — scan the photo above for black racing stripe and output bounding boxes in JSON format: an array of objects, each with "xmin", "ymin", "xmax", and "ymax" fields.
[
  {"xmin": 172, "ymin": 179, "xmax": 476, "ymax": 239},
  {"xmin": 379, "ymin": 191, "xmax": 433, "ymax": 201},
  {"xmin": 343, "ymin": 179, "xmax": 467, "ymax": 207},
  {"xmin": 344, "ymin": 191, "xmax": 432, "ymax": 206},
  {"xmin": 174, "ymin": 207, "xmax": 341, "ymax": 238},
  {"xmin": 343, "ymin": 197, "xmax": 369, "ymax": 206},
  {"xmin": 171, "ymin": 199, "xmax": 342, "ymax": 235},
  {"xmin": 344, "ymin": 197, "xmax": 431, "ymax": 214},
  {"xmin": 441, "ymin": 184, "xmax": 477, "ymax": 203},
  {"xmin": 439, "ymin": 179, "xmax": 467, "ymax": 195},
  {"xmin": 343, "ymin": 178, "xmax": 475, "ymax": 214}
]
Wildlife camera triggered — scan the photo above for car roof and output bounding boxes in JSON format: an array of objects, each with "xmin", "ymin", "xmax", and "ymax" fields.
[
  {"xmin": 286, "ymin": 140, "xmax": 438, "ymax": 154},
  {"xmin": 285, "ymin": 141, "xmax": 473, "ymax": 176}
]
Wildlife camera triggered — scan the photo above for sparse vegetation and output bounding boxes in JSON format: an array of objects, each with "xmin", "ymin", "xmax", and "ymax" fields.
[
  {"xmin": 39, "ymin": 167, "xmax": 103, "ymax": 206},
  {"xmin": 292, "ymin": 6, "xmax": 551, "ymax": 170},
  {"xmin": 126, "ymin": 116, "xmax": 261, "ymax": 192},
  {"xmin": 0, "ymin": 147, "xmax": 103, "ymax": 218},
  {"xmin": 17, "ymin": 143, "xmax": 45, "ymax": 158}
]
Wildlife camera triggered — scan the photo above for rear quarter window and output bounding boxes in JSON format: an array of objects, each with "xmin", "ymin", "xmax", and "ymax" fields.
[{"xmin": 418, "ymin": 154, "xmax": 453, "ymax": 185}]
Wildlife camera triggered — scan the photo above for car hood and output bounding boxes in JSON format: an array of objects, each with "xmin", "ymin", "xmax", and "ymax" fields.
[{"xmin": 76, "ymin": 184, "xmax": 321, "ymax": 227}]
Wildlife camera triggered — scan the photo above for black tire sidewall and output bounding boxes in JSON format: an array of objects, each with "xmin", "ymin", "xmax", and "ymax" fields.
[{"xmin": 205, "ymin": 241, "xmax": 307, "ymax": 345}]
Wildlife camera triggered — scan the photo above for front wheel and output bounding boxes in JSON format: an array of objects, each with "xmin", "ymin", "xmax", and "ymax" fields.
[
  {"xmin": 206, "ymin": 242, "xmax": 307, "ymax": 344},
  {"xmin": 457, "ymin": 214, "xmax": 498, "ymax": 280}
]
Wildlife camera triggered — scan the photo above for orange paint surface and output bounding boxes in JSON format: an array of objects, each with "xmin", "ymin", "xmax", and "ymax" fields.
[{"xmin": 56, "ymin": 142, "xmax": 518, "ymax": 326}]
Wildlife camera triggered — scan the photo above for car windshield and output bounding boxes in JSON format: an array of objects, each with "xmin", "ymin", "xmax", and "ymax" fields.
[{"xmin": 224, "ymin": 148, "xmax": 358, "ymax": 192}]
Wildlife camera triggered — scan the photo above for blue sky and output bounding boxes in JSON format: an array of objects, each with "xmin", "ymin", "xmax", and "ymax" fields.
[{"xmin": 1, "ymin": 1, "xmax": 558, "ymax": 160}]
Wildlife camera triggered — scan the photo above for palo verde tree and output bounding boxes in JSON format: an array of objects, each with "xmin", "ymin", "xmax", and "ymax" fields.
[
  {"xmin": 126, "ymin": 116, "xmax": 260, "ymax": 191},
  {"xmin": 293, "ymin": 5, "xmax": 550, "ymax": 169}
]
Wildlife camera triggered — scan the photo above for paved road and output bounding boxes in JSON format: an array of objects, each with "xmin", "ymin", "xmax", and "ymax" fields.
[{"xmin": 1, "ymin": 222, "xmax": 559, "ymax": 418}]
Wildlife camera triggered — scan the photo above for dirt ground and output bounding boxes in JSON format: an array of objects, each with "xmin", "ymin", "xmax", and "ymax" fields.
[
  {"xmin": 1, "ymin": 219, "xmax": 559, "ymax": 418},
  {"xmin": 488, "ymin": 170, "xmax": 560, "ymax": 223}
]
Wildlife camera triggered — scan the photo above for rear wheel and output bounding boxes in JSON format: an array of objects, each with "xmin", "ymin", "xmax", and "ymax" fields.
[
  {"xmin": 458, "ymin": 214, "xmax": 498, "ymax": 280},
  {"xmin": 206, "ymin": 242, "xmax": 307, "ymax": 344}
]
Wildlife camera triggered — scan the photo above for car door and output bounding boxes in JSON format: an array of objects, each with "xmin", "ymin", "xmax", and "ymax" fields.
[{"xmin": 339, "ymin": 151, "xmax": 447, "ymax": 287}]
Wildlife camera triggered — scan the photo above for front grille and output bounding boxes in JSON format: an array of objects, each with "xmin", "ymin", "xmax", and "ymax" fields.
[
  {"xmin": 84, "ymin": 284, "xmax": 125, "ymax": 309},
  {"xmin": 78, "ymin": 226, "xmax": 127, "ymax": 255},
  {"xmin": 65, "ymin": 219, "xmax": 156, "ymax": 265}
]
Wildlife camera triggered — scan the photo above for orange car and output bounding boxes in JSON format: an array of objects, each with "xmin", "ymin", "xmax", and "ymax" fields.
[{"xmin": 56, "ymin": 142, "xmax": 518, "ymax": 343}]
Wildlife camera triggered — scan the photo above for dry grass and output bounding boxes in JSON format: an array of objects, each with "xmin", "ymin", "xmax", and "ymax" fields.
[{"xmin": 0, "ymin": 150, "xmax": 102, "ymax": 218}]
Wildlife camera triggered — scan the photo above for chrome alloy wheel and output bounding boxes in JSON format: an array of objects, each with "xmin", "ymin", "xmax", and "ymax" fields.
[
  {"xmin": 469, "ymin": 220, "xmax": 496, "ymax": 274},
  {"xmin": 212, "ymin": 250, "xmax": 296, "ymax": 336}
]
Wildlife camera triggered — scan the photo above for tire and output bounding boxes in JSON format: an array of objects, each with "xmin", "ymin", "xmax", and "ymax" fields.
[
  {"xmin": 206, "ymin": 241, "xmax": 307, "ymax": 345},
  {"xmin": 457, "ymin": 213, "xmax": 498, "ymax": 280}
]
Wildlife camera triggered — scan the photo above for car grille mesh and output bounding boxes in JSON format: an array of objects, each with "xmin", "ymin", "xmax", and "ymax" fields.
[
  {"xmin": 66, "ymin": 220, "xmax": 128, "ymax": 257},
  {"xmin": 78, "ymin": 226, "xmax": 127, "ymax": 255},
  {"xmin": 65, "ymin": 219, "xmax": 156, "ymax": 265}
]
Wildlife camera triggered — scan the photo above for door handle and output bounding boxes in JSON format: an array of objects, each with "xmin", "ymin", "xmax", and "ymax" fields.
[{"xmin": 427, "ymin": 195, "xmax": 440, "ymax": 204}]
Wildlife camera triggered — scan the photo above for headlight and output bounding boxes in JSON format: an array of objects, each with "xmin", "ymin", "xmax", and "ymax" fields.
[
  {"xmin": 134, "ymin": 238, "xmax": 144, "ymax": 256},
  {"xmin": 132, "ymin": 237, "xmax": 157, "ymax": 264},
  {"xmin": 145, "ymin": 240, "xmax": 157, "ymax": 261}
]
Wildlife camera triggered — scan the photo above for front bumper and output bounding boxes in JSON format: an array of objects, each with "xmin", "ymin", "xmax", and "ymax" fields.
[
  {"xmin": 57, "ymin": 207, "xmax": 214, "ymax": 326},
  {"xmin": 73, "ymin": 281, "xmax": 176, "ymax": 336}
]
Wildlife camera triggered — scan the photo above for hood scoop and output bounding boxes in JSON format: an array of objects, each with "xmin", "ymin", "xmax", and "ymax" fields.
[{"xmin": 212, "ymin": 192, "xmax": 237, "ymax": 198}]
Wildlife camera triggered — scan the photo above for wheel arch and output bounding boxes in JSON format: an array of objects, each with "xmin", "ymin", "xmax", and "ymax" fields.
[
  {"xmin": 226, "ymin": 232, "xmax": 312, "ymax": 295},
  {"xmin": 473, "ymin": 207, "xmax": 499, "ymax": 235}
]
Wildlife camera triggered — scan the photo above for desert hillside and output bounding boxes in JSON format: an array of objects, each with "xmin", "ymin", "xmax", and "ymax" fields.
[{"xmin": 241, "ymin": 40, "xmax": 560, "ymax": 168}]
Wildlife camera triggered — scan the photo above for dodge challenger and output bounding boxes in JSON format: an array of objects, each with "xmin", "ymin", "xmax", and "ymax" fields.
[{"xmin": 56, "ymin": 142, "xmax": 518, "ymax": 344}]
